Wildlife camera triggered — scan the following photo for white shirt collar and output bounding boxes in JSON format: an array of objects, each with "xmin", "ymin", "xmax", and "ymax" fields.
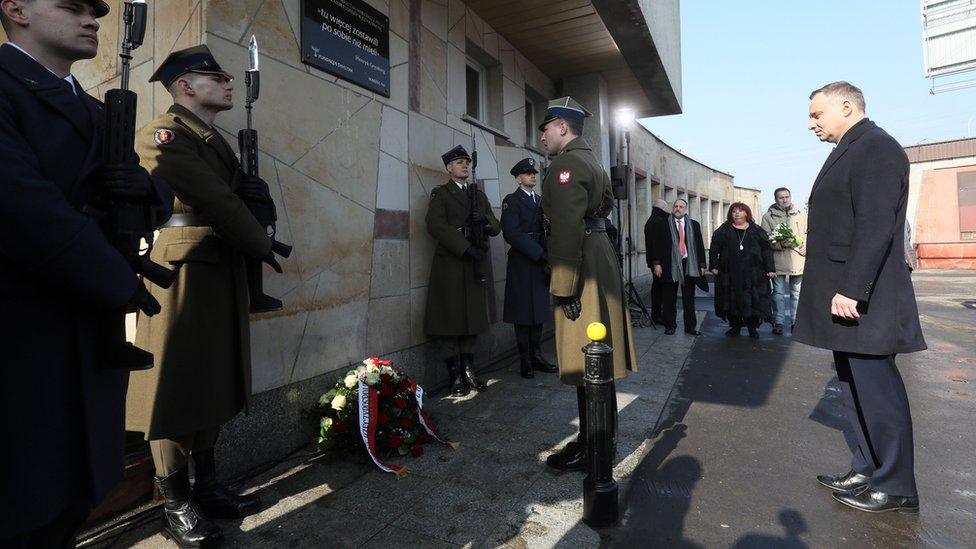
[
  {"xmin": 520, "ymin": 187, "xmax": 536, "ymax": 198},
  {"xmin": 453, "ymin": 180, "xmax": 467, "ymax": 190},
  {"xmin": 7, "ymin": 42, "xmax": 77, "ymax": 95}
]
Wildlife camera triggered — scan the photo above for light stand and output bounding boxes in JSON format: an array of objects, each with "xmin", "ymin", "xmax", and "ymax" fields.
[{"xmin": 613, "ymin": 112, "xmax": 653, "ymax": 329}]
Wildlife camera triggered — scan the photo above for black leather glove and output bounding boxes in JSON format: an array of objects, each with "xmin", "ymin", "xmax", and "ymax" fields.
[
  {"xmin": 91, "ymin": 163, "xmax": 152, "ymax": 201},
  {"xmin": 238, "ymin": 174, "xmax": 272, "ymax": 203},
  {"xmin": 555, "ymin": 296, "xmax": 581, "ymax": 321},
  {"xmin": 130, "ymin": 282, "xmax": 161, "ymax": 316},
  {"xmin": 465, "ymin": 245, "xmax": 485, "ymax": 261},
  {"xmin": 538, "ymin": 251, "xmax": 549, "ymax": 265}
]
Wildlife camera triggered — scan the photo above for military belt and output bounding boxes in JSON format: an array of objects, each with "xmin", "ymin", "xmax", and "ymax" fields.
[
  {"xmin": 583, "ymin": 217, "xmax": 606, "ymax": 232},
  {"xmin": 161, "ymin": 213, "xmax": 210, "ymax": 229}
]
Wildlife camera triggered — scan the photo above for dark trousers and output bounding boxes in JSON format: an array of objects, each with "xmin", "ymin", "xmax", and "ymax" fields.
[
  {"xmin": 514, "ymin": 324, "xmax": 543, "ymax": 347},
  {"xmin": 833, "ymin": 351, "xmax": 917, "ymax": 496},
  {"xmin": 729, "ymin": 316, "xmax": 759, "ymax": 331},
  {"xmin": 0, "ymin": 502, "xmax": 89, "ymax": 549},
  {"xmin": 661, "ymin": 260, "xmax": 697, "ymax": 331},
  {"xmin": 650, "ymin": 276, "xmax": 664, "ymax": 323},
  {"xmin": 149, "ymin": 427, "xmax": 220, "ymax": 476}
]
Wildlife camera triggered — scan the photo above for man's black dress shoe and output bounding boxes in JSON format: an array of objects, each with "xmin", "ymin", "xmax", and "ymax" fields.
[
  {"xmin": 664, "ymin": 327, "xmax": 676, "ymax": 335},
  {"xmin": 832, "ymin": 488, "xmax": 920, "ymax": 514},
  {"xmin": 684, "ymin": 330, "xmax": 701, "ymax": 336},
  {"xmin": 817, "ymin": 470, "xmax": 871, "ymax": 492}
]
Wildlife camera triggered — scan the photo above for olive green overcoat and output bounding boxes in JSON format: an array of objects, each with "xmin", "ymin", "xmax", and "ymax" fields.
[
  {"xmin": 126, "ymin": 104, "xmax": 272, "ymax": 439},
  {"xmin": 542, "ymin": 137, "xmax": 637, "ymax": 385},
  {"xmin": 424, "ymin": 181, "xmax": 501, "ymax": 336}
]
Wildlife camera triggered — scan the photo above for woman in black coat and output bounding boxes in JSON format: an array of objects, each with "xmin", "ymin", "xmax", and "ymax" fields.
[{"xmin": 709, "ymin": 203, "xmax": 776, "ymax": 337}]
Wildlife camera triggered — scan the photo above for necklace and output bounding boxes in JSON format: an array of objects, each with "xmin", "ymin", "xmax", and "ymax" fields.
[{"xmin": 735, "ymin": 225, "xmax": 747, "ymax": 251}]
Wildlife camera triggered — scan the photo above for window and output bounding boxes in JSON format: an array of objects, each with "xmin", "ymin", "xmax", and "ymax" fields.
[
  {"xmin": 524, "ymin": 100, "xmax": 535, "ymax": 146},
  {"xmin": 524, "ymin": 85, "xmax": 547, "ymax": 149},
  {"xmin": 465, "ymin": 58, "xmax": 486, "ymax": 121}
]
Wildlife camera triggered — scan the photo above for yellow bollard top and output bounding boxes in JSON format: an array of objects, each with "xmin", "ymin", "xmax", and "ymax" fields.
[{"xmin": 586, "ymin": 322, "xmax": 607, "ymax": 342}]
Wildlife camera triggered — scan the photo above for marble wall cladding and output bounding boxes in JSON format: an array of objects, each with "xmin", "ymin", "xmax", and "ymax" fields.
[
  {"xmin": 408, "ymin": 166, "xmax": 444, "ymax": 289},
  {"xmin": 418, "ymin": 26, "xmax": 448, "ymax": 123},
  {"xmin": 380, "ymin": 106, "xmax": 409, "ymax": 161},
  {"xmin": 370, "ymin": 239, "xmax": 410, "ymax": 297},
  {"xmin": 366, "ymin": 295, "xmax": 413, "ymax": 356},
  {"xmin": 377, "ymin": 153, "xmax": 410, "ymax": 211},
  {"xmin": 421, "ymin": 0, "xmax": 448, "ymax": 39}
]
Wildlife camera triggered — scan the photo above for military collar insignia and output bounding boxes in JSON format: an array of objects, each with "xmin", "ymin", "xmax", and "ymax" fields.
[{"xmin": 154, "ymin": 128, "xmax": 176, "ymax": 145}]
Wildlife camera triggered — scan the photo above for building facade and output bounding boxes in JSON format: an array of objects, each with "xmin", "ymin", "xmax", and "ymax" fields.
[
  {"xmin": 2, "ymin": 0, "xmax": 686, "ymax": 475},
  {"xmin": 904, "ymin": 138, "xmax": 976, "ymax": 269}
]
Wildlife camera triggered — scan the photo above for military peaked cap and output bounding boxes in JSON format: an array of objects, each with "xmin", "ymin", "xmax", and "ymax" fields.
[
  {"xmin": 149, "ymin": 45, "xmax": 232, "ymax": 89},
  {"xmin": 538, "ymin": 96, "xmax": 592, "ymax": 131},
  {"xmin": 510, "ymin": 157, "xmax": 538, "ymax": 177},
  {"xmin": 82, "ymin": 0, "xmax": 110, "ymax": 17},
  {"xmin": 441, "ymin": 145, "xmax": 471, "ymax": 166}
]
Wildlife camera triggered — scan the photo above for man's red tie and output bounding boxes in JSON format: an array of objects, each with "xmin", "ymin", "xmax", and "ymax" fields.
[{"xmin": 678, "ymin": 219, "xmax": 687, "ymax": 257}]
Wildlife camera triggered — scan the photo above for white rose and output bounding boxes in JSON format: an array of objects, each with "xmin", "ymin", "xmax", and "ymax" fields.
[
  {"xmin": 362, "ymin": 358, "xmax": 376, "ymax": 369},
  {"xmin": 344, "ymin": 375, "xmax": 358, "ymax": 389},
  {"xmin": 365, "ymin": 371, "xmax": 380, "ymax": 385},
  {"xmin": 320, "ymin": 417, "xmax": 333, "ymax": 429},
  {"xmin": 330, "ymin": 394, "xmax": 347, "ymax": 411},
  {"xmin": 380, "ymin": 366, "xmax": 394, "ymax": 376}
]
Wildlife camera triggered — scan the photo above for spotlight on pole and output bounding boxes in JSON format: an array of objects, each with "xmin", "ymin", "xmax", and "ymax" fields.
[{"xmin": 615, "ymin": 108, "xmax": 635, "ymax": 130}]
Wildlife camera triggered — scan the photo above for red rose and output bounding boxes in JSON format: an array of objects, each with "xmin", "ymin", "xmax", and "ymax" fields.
[
  {"xmin": 393, "ymin": 398, "xmax": 408, "ymax": 409},
  {"xmin": 380, "ymin": 385, "xmax": 394, "ymax": 397},
  {"xmin": 401, "ymin": 418, "xmax": 413, "ymax": 429},
  {"xmin": 380, "ymin": 373, "xmax": 392, "ymax": 383},
  {"xmin": 410, "ymin": 445, "xmax": 424, "ymax": 458},
  {"xmin": 377, "ymin": 412, "xmax": 390, "ymax": 425},
  {"xmin": 334, "ymin": 420, "xmax": 348, "ymax": 433},
  {"xmin": 399, "ymin": 380, "xmax": 411, "ymax": 390},
  {"xmin": 388, "ymin": 434, "xmax": 403, "ymax": 449},
  {"xmin": 416, "ymin": 432, "xmax": 430, "ymax": 444}
]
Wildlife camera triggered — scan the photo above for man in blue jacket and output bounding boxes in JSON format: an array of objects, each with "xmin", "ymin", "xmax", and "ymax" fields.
[
  {"xmin": 0, "ymin": 1, "xmax": 171, "ymax": 545},
  {"xmin": 501, "ymin": 158, "xmax": 558, "ymax": 378}
]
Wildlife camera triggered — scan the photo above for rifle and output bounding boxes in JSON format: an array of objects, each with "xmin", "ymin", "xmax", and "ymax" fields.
[
  {"xmin": 238, "ymin": 35, "xmax": 293, "ymax": 314},
  {"xmin": 98, "ymin": 0, "xmax": 173, "ymax": 370},
  {"xmin": 463, "ymin": 138, "xmax": 488, "ymax": 282}
]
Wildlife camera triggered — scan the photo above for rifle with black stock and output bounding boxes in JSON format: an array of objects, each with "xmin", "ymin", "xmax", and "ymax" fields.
[
  {"xmin": 238, "ymin": 35, "xmax": 293, "ymax": 314},
  {"xmin": 98, "ymin": 0, "xmax": 173, "ymax": 370}
]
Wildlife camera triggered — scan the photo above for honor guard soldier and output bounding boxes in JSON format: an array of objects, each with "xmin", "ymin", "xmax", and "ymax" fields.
[
  {"xmin": 501, "ymin": 157, "xmax": 558, "ymax": 379},
  {"xmin": 125, "ymin": 45, "xmax": 273, "ymax": 546},
  {"xmin": 0, "ymin": 0, "xmax": 173, "ymax": 545},
  {"xmin": 424, "ymin": 145, "xmax": 501, "ymax": 396},
  {"xmin": 539, "ymin": 97, "xmax": 637, "ymax": 471}
]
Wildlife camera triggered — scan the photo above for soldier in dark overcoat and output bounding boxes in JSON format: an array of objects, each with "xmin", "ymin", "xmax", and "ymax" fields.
[
  {"xmin": 501, "ymin": 157, "xmax": 558, "ymax": 378},
  {"xmin": 539, "ymin": 97, "xmax": 637, "ymax": 472},
  {"xmin": 0, "ymin": 1, "xmax": 172, "ymax": 545},
  {"xmin": 424, "ymin": 145, "xmax": 501, "ymax": 396},
  {"xmin": 796, "ymin": 82, "xmax": 926, "ymax": 514},
  {"xmin": 126, "ymin": 46, "xmax": 274, "ymax": 546}
]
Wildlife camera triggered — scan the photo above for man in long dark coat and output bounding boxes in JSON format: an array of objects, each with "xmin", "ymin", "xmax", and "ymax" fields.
[
  {"xmin": 650, "ymin": 198, "xmax": 707, "ymax": 335},
  {"xmin": 424, "ymin": 145, "xmax": 501, "ymax": 396},
  {"xmin": 795, "ymin": 81, "xmax": 926, "ymax": 513},
  {"xmin": 0, "ymin": 1, "xmax": 171, "ymax": 545},
  {"xmin": 539, "ymin": 97, "xmax": 637, "ymax": 471},
  {"xmin": 127, "ymin": 46, "xmax": 272, "ymax": 545},
  {"xmin": 643, "ymin": 198, "xmax": 671, "ymax": 325},
  {"xmin": 501, "ymin": 157, "xmax": 558, "ymax": 379}
]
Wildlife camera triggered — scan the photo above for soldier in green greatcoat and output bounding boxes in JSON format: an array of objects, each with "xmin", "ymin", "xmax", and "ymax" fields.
[
  {"xmin": 424, "ymin": 145, "xmax": 501, "ymax": 396},
  {"xmin": 539, "ymin": 97, "xmax": 637, "ymax": 471},
  {"xmin": 127, "ymin": 46, "xmax": 272, "ymax": 546}
]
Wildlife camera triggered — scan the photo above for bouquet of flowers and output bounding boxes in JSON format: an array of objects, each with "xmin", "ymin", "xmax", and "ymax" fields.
[
  {"xmin": 769, "ymin": 222, "xmax": 803, "ymax": 248},
  {"xmin": 314, "ymin": 357, "xmax": 455, "ymax": 476}
]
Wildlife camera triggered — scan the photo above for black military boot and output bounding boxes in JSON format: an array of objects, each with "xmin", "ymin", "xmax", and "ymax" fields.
[
  {"xmin": 529, "ymin": 343, "xmax": 558, "ymax": 373},
  {"xmin": 156, "ymin": 465, "xmax": 222, "ymax": 548},
  {"xmin": 518, "ymin": 344, "xmax": 534, "ymax": 379},
  {"xmin": 460, "ymin": 353, "xmax": 488, "ymax": 391},
  {"xmin": 446, "ymin": 356, "xmax": 469, "ymax": 396},
  {"xmin": 546, "ymin": 387, "xmax": 587, "ymax": 472},
  {"xmin": 193, "ymin": 448, "xmax": 261, "ymax": 519}
]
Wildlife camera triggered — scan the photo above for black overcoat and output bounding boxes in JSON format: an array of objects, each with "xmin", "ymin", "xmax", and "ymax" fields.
[
  {"xmin": 709, "ymin": 221, "xmax": 774, "ymax": 321},
  {"xmin": 0, "ymin": 44, "xmax": 171, "ymax": 535},
  {"xmin": 642, "ymin": 206, "xmax": 670, "ymax": 268},
  {"xmin": 649, "ymin": 215, "xmax": 707, "ymax": 283},
  {"xmin": 501, "ymin": 188, "xmax": 550, "ymax": 325},
  {"xmin": 793, "ymin": 119, "xmax": 926, "ymax": 355}
]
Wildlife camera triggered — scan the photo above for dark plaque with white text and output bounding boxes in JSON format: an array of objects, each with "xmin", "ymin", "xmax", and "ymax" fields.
[{"xmin": 301, "ymin": 0, "xmax": 391, "ymax": 97}]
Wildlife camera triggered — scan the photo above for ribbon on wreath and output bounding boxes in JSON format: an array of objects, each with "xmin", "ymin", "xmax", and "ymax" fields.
[
  {"xmin": 357, "ymin": 376, "xmax": 458, "ymax": 477},
  {"xmin": 412, "ymin": 381, "xmax": 460, "ymax": 450}
]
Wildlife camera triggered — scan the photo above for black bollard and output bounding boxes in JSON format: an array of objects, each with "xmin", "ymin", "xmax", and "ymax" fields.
[{"xmin": 582, "ymin": 322, "xmax": 619, "ymax": 527}]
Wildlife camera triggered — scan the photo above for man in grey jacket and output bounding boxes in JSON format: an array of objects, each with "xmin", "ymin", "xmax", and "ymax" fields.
[{"xmin": 760, "ymin": 188, "xmax": 807, "ymax": 334}]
